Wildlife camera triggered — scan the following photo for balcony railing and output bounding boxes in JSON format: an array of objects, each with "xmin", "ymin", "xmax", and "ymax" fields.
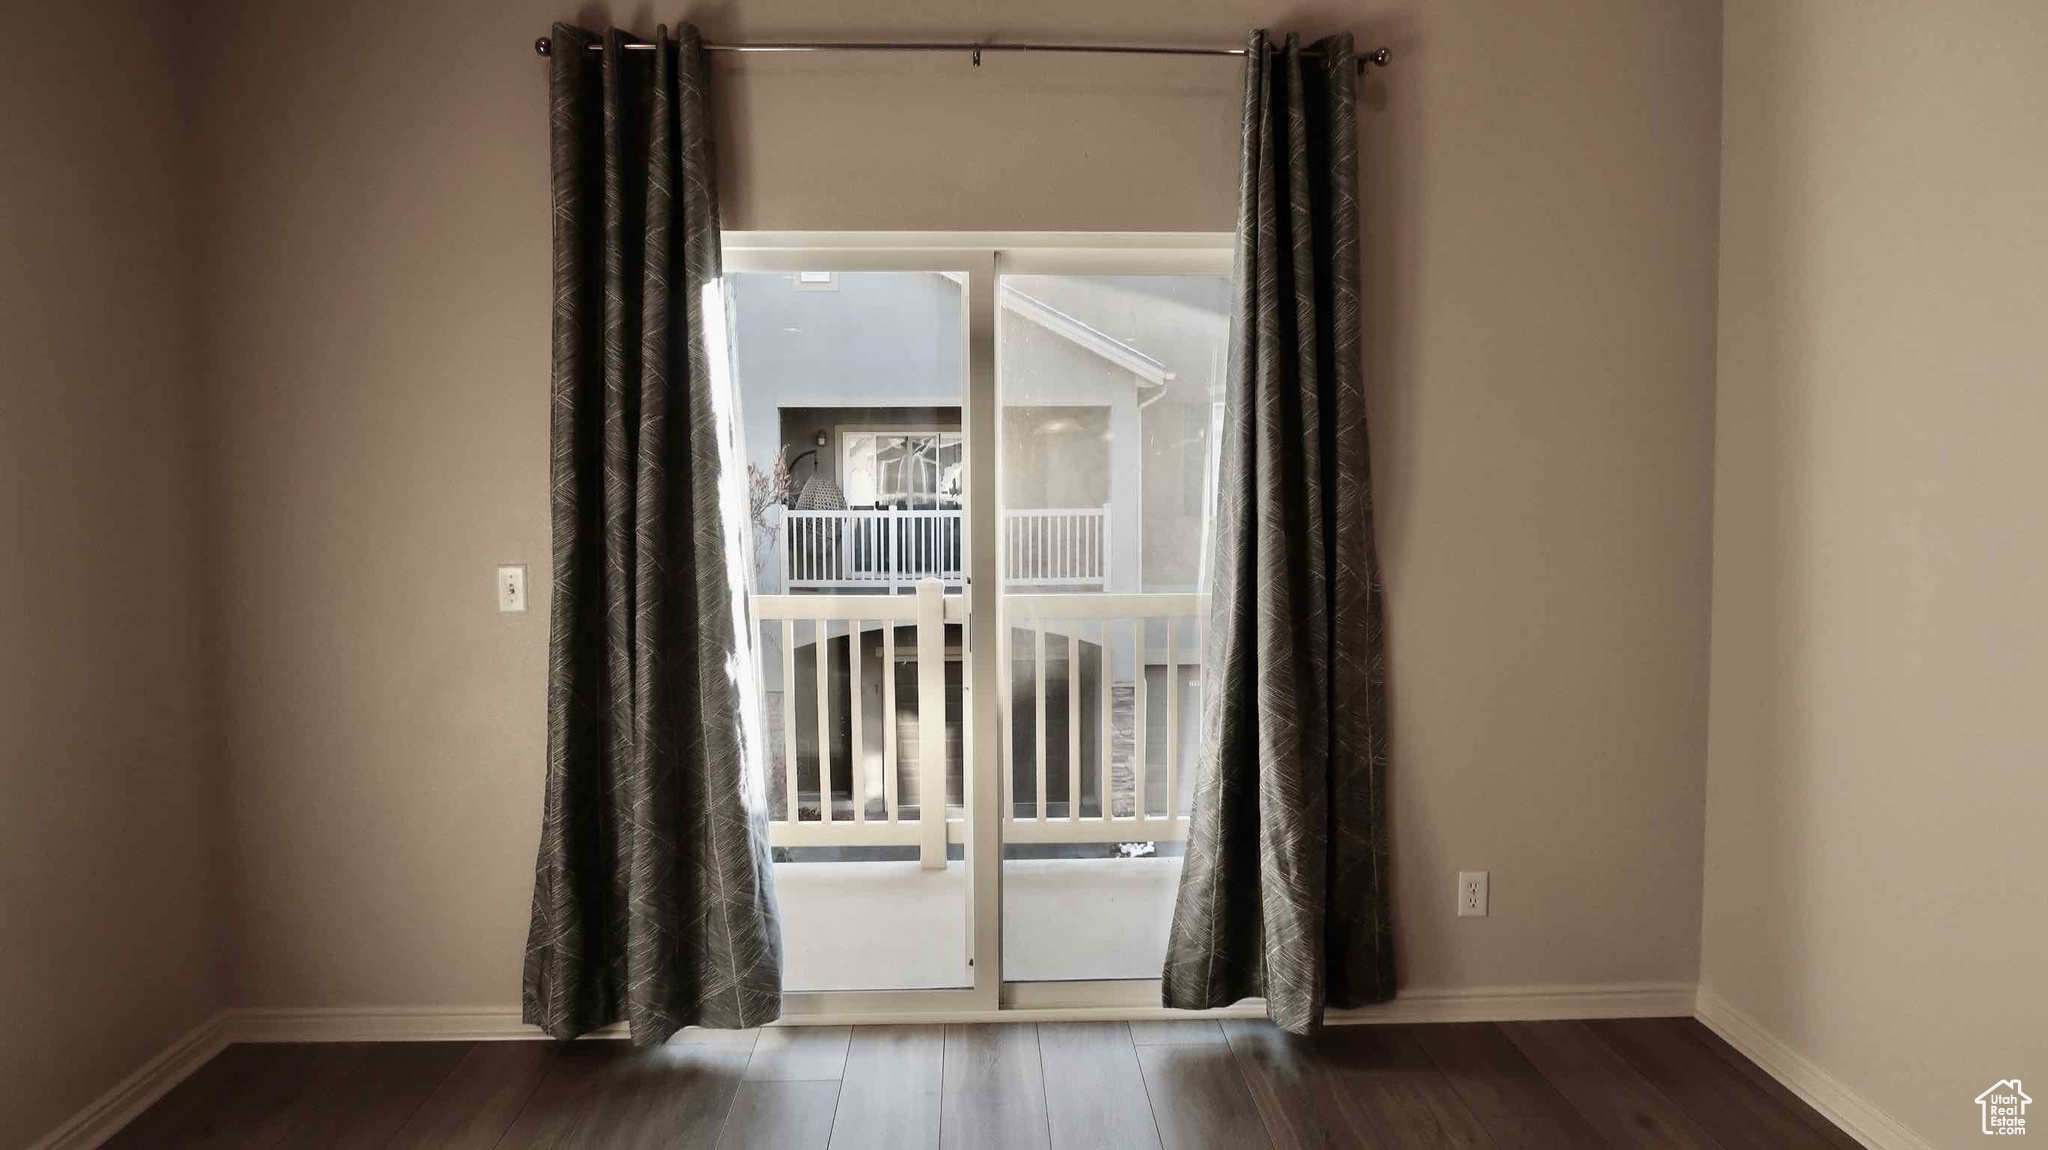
[
  {"xmin": 750, "ymin": 580, "xmax": 1201, "ymax": 868},
  {"xmin": 781, "ymin": 506, "xmax": 1109, "ymax": 590}
]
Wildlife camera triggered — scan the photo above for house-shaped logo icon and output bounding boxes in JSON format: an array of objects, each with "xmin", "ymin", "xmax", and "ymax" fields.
[{"xmin": 1976, "ymin": 1079, "xmax": 2030, "ymax": 1135}]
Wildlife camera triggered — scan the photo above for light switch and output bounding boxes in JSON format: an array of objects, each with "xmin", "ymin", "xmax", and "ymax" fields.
[{"xmin": 497, "ymin": 565, "xmax": 527, "ymax": 612}]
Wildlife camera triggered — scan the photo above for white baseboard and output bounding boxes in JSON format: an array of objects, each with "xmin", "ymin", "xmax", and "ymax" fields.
[
  {"xmin": 227, "ymin": 1005, "xmax": 625, "ymax": 1043},
  {"xmin": 1693, "ymin": 986, "xmax": 1933, "ymax": 1150},
  {"xmin": 221, "ymin": 981, "xmax": 1696, "ymax": 1042},
  {"xmin": 28, "ymin": 1013, "xmax": 229, "ymax": 1150},
  {"xmin": 1331, "ymin": 981, "xmax": 1698, "ymax": 1024}
]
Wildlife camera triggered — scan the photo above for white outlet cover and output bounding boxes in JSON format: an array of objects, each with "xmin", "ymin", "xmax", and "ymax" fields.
[
  {"xmin": 497, "ymin": 565, "xmax": 527, "ymax": 613},
  {"xmin": 1458, "ymin": 870, "xmax": 1488, "ymax": 917}
]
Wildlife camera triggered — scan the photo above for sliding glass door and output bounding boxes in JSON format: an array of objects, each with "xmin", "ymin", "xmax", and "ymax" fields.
[{"xmin": 724, "ymin": 236, "xmax": 1230, "ymax": 1016}]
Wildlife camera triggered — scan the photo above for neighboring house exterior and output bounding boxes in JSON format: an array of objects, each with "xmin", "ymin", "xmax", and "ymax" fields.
[{"xmin": 732, "ymin": 270, "xmax": 1227, "ymax": 596}]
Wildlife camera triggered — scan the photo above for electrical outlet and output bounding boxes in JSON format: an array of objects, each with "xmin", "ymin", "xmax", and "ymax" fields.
[
  {"xmin": 1458, "ymin": 871, "xmax": 1488, "ymax": 917},
  {"xmin": 497, "ymin": 565, "xmax": 527, "ymax": 613}
]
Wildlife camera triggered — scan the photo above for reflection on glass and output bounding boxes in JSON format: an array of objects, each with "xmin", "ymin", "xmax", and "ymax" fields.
[{"xmin": 843, "ymin": 432, "xmax": 963, "ymax": 510}]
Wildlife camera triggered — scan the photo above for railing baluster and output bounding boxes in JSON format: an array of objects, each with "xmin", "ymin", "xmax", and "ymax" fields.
[
  {"xmin": 1165, "ymin": 620, "xmax": 1178, "ymax": 833},
  {"xmin": 915, "ymin": 579, "xmax": 945, "ymax": 869},
  {"xmin": 1034, "ymin": 615, "xmax": 1047, "ymax": 823},
  {"xmin": 1067, "ymin": 619, "xmax": 1080, "ymax": 824},
  {"xmin": 883, "ymin": 621, "xmax": 898, "ymax": 825},
  {"xmin": 782, "ymin": 618, "xmax": 797, "ymax": 824},
  {"xmin": 752, "ymin": 606, "xmax": 769, "ymax": 809},
  {"xmin": 816, "ymin": 618, "xmax": 832, "ymax": 824},
  {"xmin": 1133, "ymin": 619, "xmax": 1148, "ymax": 821},
  {"xmin": 1099, "ymin": 617, "xmax": 1112, "ymax": 820},
  {"xmin": 998, "ymin": 604, "xmax": 1010, "ymax": 824},
  {"xmin": 1187, "ymin": 612, "xmax": 1202, "ymax": 821},
  {"xmin": 850, "ymin": 618, "xmax": 865, "ymax": 824}
]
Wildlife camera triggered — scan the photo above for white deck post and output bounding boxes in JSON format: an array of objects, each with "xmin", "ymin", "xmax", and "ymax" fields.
[
  {"xmin": 1099, "ymin": 503, "xmax": 1112, "ymax": 588},
  {"xmin": 781, "ymin": 511, "xmax": 793, "ymax": 589},
  {"xmin": 916, "ymin": 577, "xmax": 947, "ymax": 870}
]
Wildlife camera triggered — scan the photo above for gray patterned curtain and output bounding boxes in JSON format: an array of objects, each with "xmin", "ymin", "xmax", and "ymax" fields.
[
  {"xmin": 522, "ymin": 23, "xmax": 782, "ymax": 1042},
  {"xmin": 1161, "ymin": 29, "xmax": 1394, "ymax": 1034}
]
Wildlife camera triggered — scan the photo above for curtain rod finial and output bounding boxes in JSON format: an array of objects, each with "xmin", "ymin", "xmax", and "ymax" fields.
[
  {"xmin": 1364, "ymin": 47, "xmax": 1390, "ymax": 69},
  {"xmin": 535, "ymin": 36, "xmax": 552, "ymax": 57}
]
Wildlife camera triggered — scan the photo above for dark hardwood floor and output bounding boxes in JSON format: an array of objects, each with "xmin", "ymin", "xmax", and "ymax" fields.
[{"xmin": 107, "ymin": 1017, "xmax": 1857, "ymax": 1148}]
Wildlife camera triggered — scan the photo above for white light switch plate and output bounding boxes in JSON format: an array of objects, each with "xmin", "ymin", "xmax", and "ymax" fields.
[
  {"xmin": 1458, "ymin": 871, "xmax": 1488, "ymax": 917},
  {"xmin": 497, "ymin": 565, "xmax": 527, "ymax": 612}
]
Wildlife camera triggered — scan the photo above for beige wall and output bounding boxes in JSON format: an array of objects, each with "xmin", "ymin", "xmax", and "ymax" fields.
[
  {"xmin": 191, "ymin": 0, "xmax": 1722, "ymax": 1010},
  {"xmin": 0, "ymin": 2, "xmax": 224, "ymax": 1144},
  {"xmin": 1705, "ymin": 2, "xmax": 2048, "ymax": 1143}
]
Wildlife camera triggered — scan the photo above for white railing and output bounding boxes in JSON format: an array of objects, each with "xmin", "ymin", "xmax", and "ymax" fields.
[
  {"xmin": 1004, "ymin": 506, "xmax": 1111, "ymax": 586},
  {"xmin": 782, "ymin": 509, "xmax": 963, "ymax": 591},
  {"xmin": 753, "ymin": 582, "xmax": 962, "ymax": 869},
  {"xmin": 750, "ymin": 582, "xmax": 1201, "ymax": 867},
  {"xmin": 780, "ymin": 506, "xmax": 1110, "ymax": 589},
  {"xmin": 999, "ymin": 594, "xmax": 1201, "ymax": 845}
]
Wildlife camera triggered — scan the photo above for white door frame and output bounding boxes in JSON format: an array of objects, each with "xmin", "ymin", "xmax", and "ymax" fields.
[{"xmin": 725, "ymin": 233, "xmax": 1232, "ymax": 1019}]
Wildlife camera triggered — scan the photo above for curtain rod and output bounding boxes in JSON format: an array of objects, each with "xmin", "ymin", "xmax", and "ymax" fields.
[{"xmin": 532, "ymin": 37, "xmax": 1392, "ymax": 73}]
